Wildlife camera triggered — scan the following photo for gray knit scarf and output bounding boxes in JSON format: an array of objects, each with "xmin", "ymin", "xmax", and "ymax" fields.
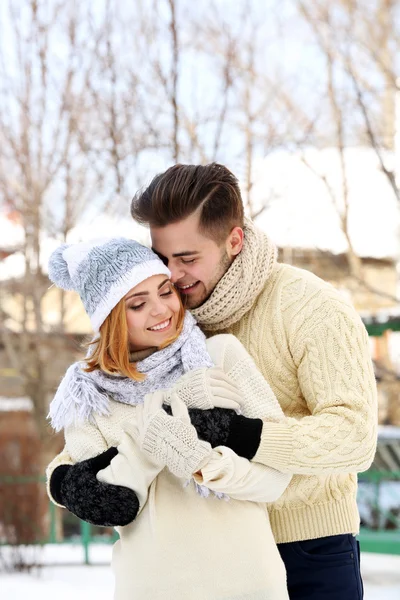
[{"xmin": 49, "ymin": 312, "xmax": 213, "ymax": 433}]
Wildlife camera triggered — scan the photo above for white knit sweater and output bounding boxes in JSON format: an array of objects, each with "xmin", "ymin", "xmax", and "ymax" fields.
[{"xmin": 47, "ymin": 334, "xmax": 291, "ymax": 600}]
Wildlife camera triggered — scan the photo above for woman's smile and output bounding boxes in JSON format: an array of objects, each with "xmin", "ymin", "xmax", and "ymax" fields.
[
  {"xmin": 125, "ymin": 274, "xmax": 182, "ymax": 351},
  {"xmin": 147, "ymin": 317, "xmax": 172, "ymax": 332}
]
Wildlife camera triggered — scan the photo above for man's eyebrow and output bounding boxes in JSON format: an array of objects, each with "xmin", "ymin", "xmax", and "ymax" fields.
[
  {"xmin": 125, "ymin": 279, "xmax": 170, "ymax": 301},
  {"xmin": 171, "ymin": 251, "xmax": 201, "ymax": 258}
]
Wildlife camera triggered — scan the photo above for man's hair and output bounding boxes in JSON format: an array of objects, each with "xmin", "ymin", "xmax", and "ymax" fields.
[
  {"xmin": 131, "ymin": 163, "xmax": 244, "ymax": 244},
  {"xmin": 84, "ymin": 289, "xmax": 185, "ymax": 380}
]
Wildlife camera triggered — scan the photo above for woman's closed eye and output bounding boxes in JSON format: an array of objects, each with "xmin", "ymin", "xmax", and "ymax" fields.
[
  {"xmin": 129, "ymin": 290, "xmax": 171, "ymax": 309},
  {"xmin": 129, "ymin": 303, "xmax": 145, "ymax": 311}
]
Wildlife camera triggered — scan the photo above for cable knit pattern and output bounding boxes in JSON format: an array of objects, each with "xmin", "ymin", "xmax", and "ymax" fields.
[
  {"xmin": 141, "ymin": 411, "xmax": 212, "ymax": 479},
  {"xmin": 222, "ymin": 342, "xmax": 283, "ymax": 422},
  {"xmin": 165, "ymin": 368, "xmax": 217, "ymax": 409},
  {"xmin": 193, "ymin": 224, "xmax": 378, "ymax": 544},
  {"xmin": 48, "ymin": 239, "xmax": 171, "ymax": 332}
]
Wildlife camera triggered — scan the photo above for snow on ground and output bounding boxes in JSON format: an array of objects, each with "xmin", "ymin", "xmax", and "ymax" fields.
[
  {"xmin": 361, "ymin": 553, "xmax": 400, "ymax": 599},
  {"xmin": 1, "ymin": 545, "xmax": 399, "ymax": 599},
  {"xmin": 1, "ymin": 545, "xmax": 113, "ymax": 600}
]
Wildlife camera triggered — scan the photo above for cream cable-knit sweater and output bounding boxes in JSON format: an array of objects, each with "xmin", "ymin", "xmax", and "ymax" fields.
[
  {"xmin": 217, "ymin": 263, "xmax": 377, "ymax": 544},
  {"xmin": 47, "ymin": 335, "xmax": 291, "ymax": 600}
]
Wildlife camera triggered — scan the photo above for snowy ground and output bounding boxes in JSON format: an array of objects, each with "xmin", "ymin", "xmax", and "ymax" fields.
[{"xmin": 1, "ymin": 544, "xmax": 399, "ymax": 599}]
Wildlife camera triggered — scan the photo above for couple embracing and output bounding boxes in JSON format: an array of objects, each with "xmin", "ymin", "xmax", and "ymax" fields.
[{"xmin": 47, "ymin": 163, "xmax": 377, "ymax": 599}]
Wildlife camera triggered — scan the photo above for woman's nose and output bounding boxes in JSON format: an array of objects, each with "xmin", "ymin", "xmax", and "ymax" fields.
[{"xmin": 150, "ymin": 300, "xmax": 168, "ymax": 316}]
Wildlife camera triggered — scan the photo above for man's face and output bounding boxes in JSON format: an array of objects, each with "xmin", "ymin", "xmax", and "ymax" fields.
[{"xmin": 151, "ymin": 212, "xmax": 242, "ymax": 309}]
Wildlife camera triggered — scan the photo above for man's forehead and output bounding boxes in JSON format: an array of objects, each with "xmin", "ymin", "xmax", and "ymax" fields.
[{"xmin": 150, "ymin": 220, "xmax": 205, "ymax": 255}]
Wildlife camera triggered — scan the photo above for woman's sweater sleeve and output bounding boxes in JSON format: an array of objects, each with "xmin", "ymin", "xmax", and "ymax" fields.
[
  {"xmin": 46, "ymin": 421, "xmax": 108, "ymax": 507},
  {"xmin": 46, "ymin": 419, "xmax": 151, "ymax": 526},
  {"xmin": 212, "ymin": 335, "xmax": 286, "ymax": 423},
  {"xmin": 97, "ymin": 429, "xmax": 164, "ymax": 512},
  {"xmin": 46, "ymin": 447, "xmax": 75, "ymax": 506},
  {"xmin": 199, "ymin": 335, "xmax": 291, "ymax": 500},
  {"xmin": 253, "ymin": 304, "xmax": 378, "ymax": 474}
]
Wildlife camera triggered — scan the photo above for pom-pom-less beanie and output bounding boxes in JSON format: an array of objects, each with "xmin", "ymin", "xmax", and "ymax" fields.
[{"xmin": 48, "ymin": 238, "xmax": 171, "ymax": 332}]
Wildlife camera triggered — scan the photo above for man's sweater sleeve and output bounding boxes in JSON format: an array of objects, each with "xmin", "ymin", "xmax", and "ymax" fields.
[{"xmin": 253, "ymin": 304, "xmax": 378, "ymax": 474}]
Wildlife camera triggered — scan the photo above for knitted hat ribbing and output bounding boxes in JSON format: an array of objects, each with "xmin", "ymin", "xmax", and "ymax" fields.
[{"xmin": 48, "ymin": 238, "xmax": 171, "ymax": 332}]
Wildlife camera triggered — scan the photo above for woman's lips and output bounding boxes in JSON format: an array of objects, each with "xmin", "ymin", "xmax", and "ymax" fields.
[{"xmin": 147, "ymin": 317, "xmax": 172, "ymax": 332}]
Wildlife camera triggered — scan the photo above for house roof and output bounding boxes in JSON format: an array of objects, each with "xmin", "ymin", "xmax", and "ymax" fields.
[{"xmin": 252, "ymin": 147, "xmax": 400, "ymax": 260}]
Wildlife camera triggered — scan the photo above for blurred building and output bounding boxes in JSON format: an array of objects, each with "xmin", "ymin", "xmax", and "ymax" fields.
[{"xmin": 253, "ymin": 146, "xmax": 400, "ymax": 426}]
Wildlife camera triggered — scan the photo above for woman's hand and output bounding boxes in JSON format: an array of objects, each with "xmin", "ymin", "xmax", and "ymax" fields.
[
  {"xmin": 132, "ymin": 391, "xmax": 212, "ymax": 479},
  {"xmin": 165, "ymin": 367, "xmax": 242, "ymax": 411}
]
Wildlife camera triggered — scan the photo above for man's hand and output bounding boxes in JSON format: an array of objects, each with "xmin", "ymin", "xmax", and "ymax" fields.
[
  {"xmin": 50, "ymin": 448, "xmax": 139, "ymax": 527},
  {"xmin": 188, "ymin": 407, "xmax": 264, "ymax": 460}
]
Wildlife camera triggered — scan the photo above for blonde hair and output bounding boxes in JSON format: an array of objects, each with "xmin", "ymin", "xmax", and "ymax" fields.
[{"xmin": 84, "ymin": 288, "xmax": 185, "ymax": 381}]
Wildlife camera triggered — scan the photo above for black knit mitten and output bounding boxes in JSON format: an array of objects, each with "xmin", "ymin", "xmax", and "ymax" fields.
[
  {"xmin": 188, "ymin": 408, "xmax": 263, "ymax": 460},
  {"xmin": 50, "ymin": 447, "xmax": 139, "ymax": 527}
]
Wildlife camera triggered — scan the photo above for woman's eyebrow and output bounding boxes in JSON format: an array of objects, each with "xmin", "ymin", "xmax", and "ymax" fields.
[
  {"xmin": 125, "ymin": 290, "xmax": 148, "ymax": 300},
  {"xmin": 157, "ymin": 278, "xmax": 170, "ymax": 289},
  {"xmin": 125, "ymin": 279, "xmax": 170, "ymax": 301}
]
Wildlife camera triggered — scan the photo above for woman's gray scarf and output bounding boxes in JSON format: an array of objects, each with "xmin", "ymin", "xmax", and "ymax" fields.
[{"xmin": 49, "ymin": 312, "xmax": 213, "ymax": 433}]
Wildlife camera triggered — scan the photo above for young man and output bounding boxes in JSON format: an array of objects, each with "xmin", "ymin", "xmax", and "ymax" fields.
[
  {"xmin": 48, "ymin": 163, "xmax": 376, "ymax": 599},
  {"xmin": 129, "ymin": 163, "xmax": 377, "ymax": 599}
]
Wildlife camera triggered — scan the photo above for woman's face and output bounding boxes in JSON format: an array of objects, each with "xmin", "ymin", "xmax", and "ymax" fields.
[{"xmin": 124, "ymin": 274, "xmax": 181, "ymax": 351}]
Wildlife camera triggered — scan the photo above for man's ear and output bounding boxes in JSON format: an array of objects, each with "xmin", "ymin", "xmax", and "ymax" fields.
[{"xmin": 226, "ymin": 226, "xmax": 244, "ymax": 257}]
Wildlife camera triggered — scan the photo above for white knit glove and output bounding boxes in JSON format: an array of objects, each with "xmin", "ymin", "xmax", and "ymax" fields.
[
  {"xmin": 134, "ymin": 390, "xmax": 212, "ymax": 479},
  {"xmin": 164, "ymin": 367, "xmax": 242, "ymax": 411}
]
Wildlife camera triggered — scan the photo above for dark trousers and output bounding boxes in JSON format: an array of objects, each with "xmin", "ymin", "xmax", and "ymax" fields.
[{"xmin": 277, "ymin": 534, "xmax": 364, "ymax": 600}]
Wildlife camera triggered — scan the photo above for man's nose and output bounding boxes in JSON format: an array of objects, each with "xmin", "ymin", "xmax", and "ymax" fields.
[{"xmin": 169, "ymin": 264, "xmax": 185, "ymax": 284}]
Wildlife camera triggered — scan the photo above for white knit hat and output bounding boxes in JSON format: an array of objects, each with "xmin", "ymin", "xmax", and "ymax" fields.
[{"xmin": 48, "ymin": 238, "xmax": 171, "ymax": 332}]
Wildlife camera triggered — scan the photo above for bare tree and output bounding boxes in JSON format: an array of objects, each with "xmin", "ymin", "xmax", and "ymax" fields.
[
  {"xmin": 297, "ymin": 0, "xmax": 400, "ymax": 202},
  {"xmin": 296, "ymin": 0, "xmax": 400, "ymax": 426},
  {"xmin": 295, "ymin": 0, "xmax": 400, "ymax": 280},
  {"xmin": 0, "ymin": 0, "xmax": 101, "ymax": 460},
  {"xmin": 186, "ymin": 0, "xmax": 304, "ymax": 216}
]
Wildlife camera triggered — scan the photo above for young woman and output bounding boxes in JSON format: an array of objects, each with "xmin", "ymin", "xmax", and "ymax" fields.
[{"xmin": 47, "ymin": 237, "xmax": 291, "ymax": 600}]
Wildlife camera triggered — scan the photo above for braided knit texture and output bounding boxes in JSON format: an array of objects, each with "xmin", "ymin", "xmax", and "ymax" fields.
[
  {"xmin": 142, "ymin": 411, "xmax": 212, "ymax": 479},
  {"xmin": 194, "ymin": 223, "xmax": 378, "ymax": 543},
  {"xmin": 48, "ymin": 238, "xmax": 170, "ymax": 332},
  {"xmin": 192, "ymin": 217, "xmax": 277, "ymax": 331}
]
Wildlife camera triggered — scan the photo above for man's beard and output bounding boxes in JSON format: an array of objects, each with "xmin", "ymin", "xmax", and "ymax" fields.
[{"xmin": 191, "ymin": 250, "xmax": 233, "ymax": 309}]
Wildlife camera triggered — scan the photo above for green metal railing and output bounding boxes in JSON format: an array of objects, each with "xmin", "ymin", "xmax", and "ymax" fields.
[
  {"xmin": 2, "ymin": 469, "xmax": 400, "ymax": 563},
  {"xmin": 357, "ymin": 470, "xmax": 400, "ymax": 555},
  {"xmin": 0, "ymin": 474, "xmax": 116, "ymax": 564},
  {"xmin": 364, "ymin": 319, "xmax": 400, "ymax": 337}
]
